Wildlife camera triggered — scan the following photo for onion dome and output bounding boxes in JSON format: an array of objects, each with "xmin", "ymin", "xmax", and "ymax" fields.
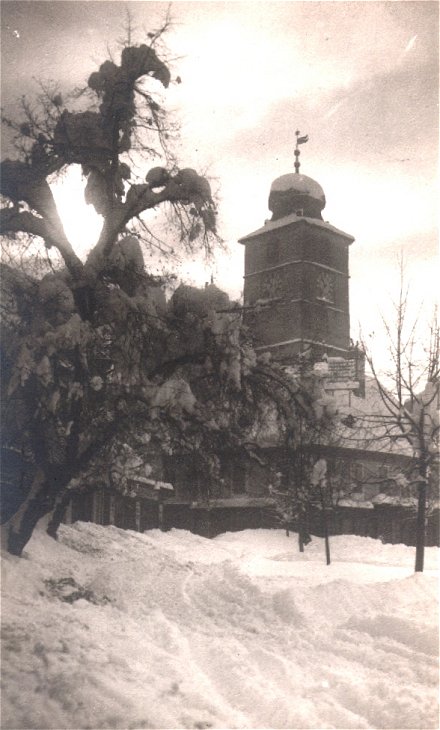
[{"xmin": 268, "ymin": 173, "xmax": 326, "ymax": 221}]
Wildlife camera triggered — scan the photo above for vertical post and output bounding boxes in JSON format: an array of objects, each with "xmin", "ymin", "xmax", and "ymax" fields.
[
  {"xmin": 415, "ymin": 480, "xmax": 427, "ymax": 572},
  {"xmin": 290, "ymin": 455, "xmax": 305, "ymax": 552},
  {"xmin": 322, "ymin": 508, "xmax": 331, "ymax": 566},
  {"xmin": 109, "ymin": 494, "xmax": 116, "ymax": 526},
  {"xmin": 158, "ymin": 497, "xmax": 164, "ymax": 531},
  {"xmin": 135, "ymin": 500, "xmax": 141, "ymax": 532},
  {"xmin": 92, "ymin": 491, "xmax": 98, "ymax": 524},
  {"xmin": 92, "ymin": 490, "xmax": 104, "ymax": 524},
  {"xmin": 64, "ymin": 499, "xmax": 73, "ymax": 525},
  {"xmin": 294, "ymin": 130, "xmax": 309, "ymax": 173},
  {"xmin": 298, "ymin": 513, "xmax": 305, "ymax": 552},
  {"xmin": 317, "ymin": 465, "xmax": 331, "ymax": 565}
]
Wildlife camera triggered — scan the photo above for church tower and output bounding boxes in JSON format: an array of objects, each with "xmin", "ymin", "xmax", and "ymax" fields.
[{"xmin": 239, "ymin": 137, "xmax": 354, "ymax": 363}]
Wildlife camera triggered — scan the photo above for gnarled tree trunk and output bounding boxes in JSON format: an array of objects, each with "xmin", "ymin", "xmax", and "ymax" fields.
[{"xmin": 1, "ymin": 468, "xmax": 65, "ymax": 556}]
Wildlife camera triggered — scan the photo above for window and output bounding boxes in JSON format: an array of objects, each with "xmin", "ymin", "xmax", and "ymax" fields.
[
  {"xmin": 231, "ymin": 461, "xmax": 246, "ymax": 494},
  {"xmin": 163, "ymin": 455, "xmax": 196, "ymax": 500},
  {"xmin": 259, "ymin": 241, "xmax": 269, "ymax": 268},
  {"xmin": 220, "ymin": 458, "xmax": 246, "ymax": 495},
  {"xmin": 264, "ymin": 236, "xmax": 281, "ymax": 266}
]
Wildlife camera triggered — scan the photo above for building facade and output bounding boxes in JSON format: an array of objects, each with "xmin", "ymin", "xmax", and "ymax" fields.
[{"xmin": 62, "ymin": 162, "xmax": 437, "ymax": 545}]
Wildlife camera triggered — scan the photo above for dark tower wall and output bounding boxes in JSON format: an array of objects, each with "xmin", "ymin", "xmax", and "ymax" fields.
[{"xmin": 239, "ymin": 209, "xmax": 354, "ymax": 363}]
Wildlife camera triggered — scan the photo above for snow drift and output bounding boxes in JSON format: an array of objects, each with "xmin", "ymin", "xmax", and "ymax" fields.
[{"xmin": 1, "ymin": 524, "xmax": 438, "ymax": 729}]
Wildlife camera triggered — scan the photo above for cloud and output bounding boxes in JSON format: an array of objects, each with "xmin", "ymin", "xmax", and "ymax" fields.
[
  {"xmin": 1, "ymin": 0, "xmax": 437, "ymax": 317},
  {"xmin": 224, "ymin": 56, "xmax": 438, "ymax": 168}
]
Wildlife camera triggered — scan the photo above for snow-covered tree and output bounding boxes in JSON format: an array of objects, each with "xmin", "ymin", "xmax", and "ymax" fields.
[
  {"xmin": 1, "ymin": 15, "xmax": 217, "ymax": 277},
  {"xmin": 0, "ymin": 18, "xmax": 220, "ymax": 554},
  {"xmin": 0, "ymin": 21, "xmax": 334, "ymax": 555},
  {"xmin": 1, "ymin": 255, "xmax": 333, "ymax": 555}
]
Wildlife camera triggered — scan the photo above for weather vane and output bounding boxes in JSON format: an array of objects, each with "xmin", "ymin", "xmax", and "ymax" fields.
[{"xmin": 294, "ymin": 130, "xmax": 309, "ymax": 173}]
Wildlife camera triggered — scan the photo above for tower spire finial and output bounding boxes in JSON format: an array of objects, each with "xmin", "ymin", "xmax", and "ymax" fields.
[{"xmin": 294, "ymin": 130, "xmax": 309, "ymax": 173}]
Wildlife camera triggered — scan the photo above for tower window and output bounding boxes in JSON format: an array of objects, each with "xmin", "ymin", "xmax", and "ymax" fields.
[{"xmin": 266, "ymin": 236, "xmax": 280, "ymax": 265}]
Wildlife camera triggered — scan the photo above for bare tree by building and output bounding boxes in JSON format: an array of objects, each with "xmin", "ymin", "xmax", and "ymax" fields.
[{"xmin": 360, "ymin": 268, "xmax": 439, "ymax": 571}]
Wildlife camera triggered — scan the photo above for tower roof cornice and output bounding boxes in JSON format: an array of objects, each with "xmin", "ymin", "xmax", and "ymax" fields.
[{"xmin": 238, "ymin": 213, "xmax": 354, "ymax": 245}]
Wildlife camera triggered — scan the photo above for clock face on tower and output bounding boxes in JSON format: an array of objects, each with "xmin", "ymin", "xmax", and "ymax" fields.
[
  {"xmin": 261, "ymin": 269, "xmax": 285, "ymax": 299},
  {"xmin": 316, "ymin": 270, "xmax": 334, "ymax": 303}
]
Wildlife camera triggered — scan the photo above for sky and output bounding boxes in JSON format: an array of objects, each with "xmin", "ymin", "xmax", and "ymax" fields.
[{"xmin": 1, "ymin": 0, "xmax": 438, "ymax": 352}]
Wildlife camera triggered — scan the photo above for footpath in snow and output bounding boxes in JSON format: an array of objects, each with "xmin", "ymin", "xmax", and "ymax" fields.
[{"xmin": 1, "ymin": 524, "xmax": 438, "ymax": 729}]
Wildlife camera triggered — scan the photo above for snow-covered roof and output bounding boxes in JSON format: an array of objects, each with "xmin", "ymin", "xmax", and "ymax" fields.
[
  {"xmin": 332, "ymin": 377, "xmax": 414, "ymax": 457},
  {"xmin": 238, "ymin": 213, "xmax": 354, "ymax": 244},
  {"xmin": 191, "ymin": 496, "xmax": 275, "ymax": 510}
]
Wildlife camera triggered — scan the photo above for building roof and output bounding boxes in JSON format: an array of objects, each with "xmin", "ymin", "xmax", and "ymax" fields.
[
  {"xmin": 330, "ymin": 377, "xmax": 414, "ymax": 457},
  {"xmin": 238, "ymin": 212, "xmax": 355, "ymax": 244}
]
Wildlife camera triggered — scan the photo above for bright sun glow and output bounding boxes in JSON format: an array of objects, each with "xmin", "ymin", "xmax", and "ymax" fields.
[{"xmin": 50, "ymin": 166, "xmax": 103, "ymax": 261}]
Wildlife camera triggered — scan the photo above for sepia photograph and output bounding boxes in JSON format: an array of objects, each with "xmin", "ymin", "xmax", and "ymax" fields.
[{"xmin": 1, "ymin": 1, "xmax": 438, "ymax": 729}]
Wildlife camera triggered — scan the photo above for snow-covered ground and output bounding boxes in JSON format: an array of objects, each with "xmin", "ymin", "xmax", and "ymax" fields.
[{"xmin": 1, "ymin": 524, "xmax": 438, "ymax": 730}]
